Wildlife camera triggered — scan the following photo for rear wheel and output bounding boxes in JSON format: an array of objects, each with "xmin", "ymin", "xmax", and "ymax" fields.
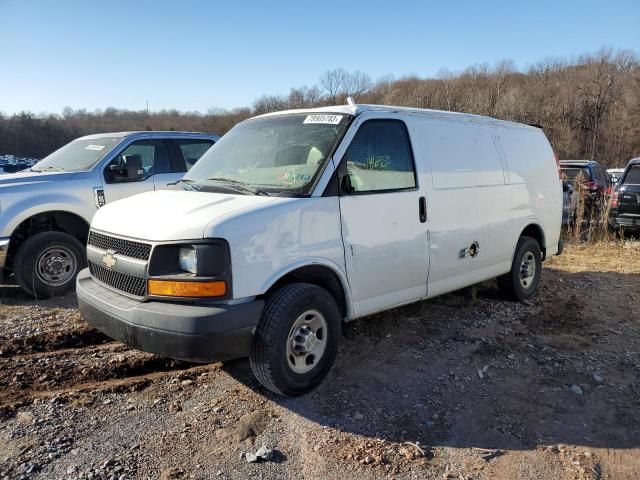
[
  {"xmin": 497, "ymin": 236, "xmax": 542, "ymax": 302},
  {"xmin": 250, "ymin": 283, "xmax": 341, "ymax": 396},
  {"xmin": 14, "ymin": 231, "xmax": 86, "ymax": 298}
]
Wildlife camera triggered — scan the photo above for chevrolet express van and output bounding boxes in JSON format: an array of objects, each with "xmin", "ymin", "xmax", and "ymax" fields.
[{"xmin": 77, "ymin": 104, "xmax": 562, "ymax": 395}]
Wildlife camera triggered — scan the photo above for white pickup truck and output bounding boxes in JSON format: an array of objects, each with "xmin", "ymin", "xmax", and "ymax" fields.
[{"xmin": 0, "ymin": 131, "xmax": 218, "ymax": 297}]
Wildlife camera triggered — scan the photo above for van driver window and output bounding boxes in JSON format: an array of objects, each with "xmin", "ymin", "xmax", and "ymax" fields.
[{"xmin": 342, "ymin": 120, "xmax": 416, "ymax": 193}]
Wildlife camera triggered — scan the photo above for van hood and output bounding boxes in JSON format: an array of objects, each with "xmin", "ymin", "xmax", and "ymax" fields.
[{"xmin": 91, "ymin": 190, "xmax": 285, "ymax": 241}]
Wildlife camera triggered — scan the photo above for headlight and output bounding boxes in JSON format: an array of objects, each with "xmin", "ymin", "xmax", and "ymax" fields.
[{"xmin": 178, "ymin": 247, "xmax": 197, "ymax": 274}]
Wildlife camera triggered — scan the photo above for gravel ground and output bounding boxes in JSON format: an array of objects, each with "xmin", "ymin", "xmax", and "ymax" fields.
[{"xmin": 1, "ymin": 242, "xmax": 639, "ymax": 480}]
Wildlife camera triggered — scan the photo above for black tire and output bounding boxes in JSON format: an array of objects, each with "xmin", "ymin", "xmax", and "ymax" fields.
[
  {"xmin": 14, "ymin": 231, "xmax": 86, "ymax": 299},
  {"xmin": 497, "ymin": 236, "xmax": 542, "ymax": 302},
  {"xmin": 250, "ymin": 283, "xmax": 341, "ymax": 396}
]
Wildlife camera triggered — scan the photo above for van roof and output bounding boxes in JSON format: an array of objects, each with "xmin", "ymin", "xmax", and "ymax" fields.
[{"xmin": 255, "ymin": 103, "xmax": 539, "ymax": 130}]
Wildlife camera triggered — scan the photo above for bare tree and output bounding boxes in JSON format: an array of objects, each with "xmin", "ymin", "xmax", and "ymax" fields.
[
  {"xmin": 490, "ymin": 60, "xmax": 516, "ymax": 116},
  {"xmin": 319, "ymin": 69, "xmax": 373, "ymax": 103},
  {"xmin": 287, "ymin": 86, "xmax": 322, "ymax": 109},
  {"xmin": 341, "ymin": 70, "xmax": 373, "ymax": 101},
  {"xmin": 319, "ymin": 68, "xmax": 348, "ymax": 103}
]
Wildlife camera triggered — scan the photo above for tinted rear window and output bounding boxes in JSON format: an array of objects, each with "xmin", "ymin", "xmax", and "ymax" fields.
[
  {"xmin": 561, "ymin": 167, "xmax": 591, "ymax": 182},
  {"xmin": 622, "ymin": 165, "xmax": 640, "ymax": 185}
]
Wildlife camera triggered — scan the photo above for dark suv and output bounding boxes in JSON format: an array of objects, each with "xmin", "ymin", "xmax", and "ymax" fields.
[
  {"xmin": 611, "ymin": 157, "xmax": 640, "ymax": 232},
  {"xmin": 559, "ymin": 160, "xmax": 611, "ymax": 215}
]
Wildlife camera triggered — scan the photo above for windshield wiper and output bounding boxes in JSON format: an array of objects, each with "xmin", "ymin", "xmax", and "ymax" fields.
[
  {"xmin": 204, "ymin": 177, "xmax": 270, "ymax": 196},
  {"xmin": 168, "ymin": 178, "xmax": 200, "ymax": 191},
  {"xmin": 168, "ymin": 178, "xmax": 189, "ymax": 185},
  {"xmin": 30, "ymin": 166, "xmax": 66, "ymax": 172}
]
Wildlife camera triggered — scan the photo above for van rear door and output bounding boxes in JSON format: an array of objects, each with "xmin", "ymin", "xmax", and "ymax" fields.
[
  {"xmin": 416, "ymin": 121, "xmax": 510, "ymax": 296},
  {"xmin": 336, "ymin": 118, "xmax": 429, "ymax": 318}
]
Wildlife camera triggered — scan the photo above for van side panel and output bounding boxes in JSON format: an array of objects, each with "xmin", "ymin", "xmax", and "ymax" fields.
[
  {"xmin": 497, "ymin": 128, "xmax": 562, "ymax": 256},
  {"xmin": 408, "ymin": 118, "xmax": 513, "ymax": 297},
  {"xmin": 207, "ymin": 197, "xmax": 349, "ymax": 305}
]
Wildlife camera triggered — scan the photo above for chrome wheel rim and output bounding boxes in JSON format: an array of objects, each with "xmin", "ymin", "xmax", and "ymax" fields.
[
  {"xmin": 35, "ymin": 246, "xmax": 76, "ymax": 286},
  {"xmin": 286, "ymin": 309, "xmax": 328, "ymax": 374},
  {"xmin": 519, "ymin": 251, "xmax": 536, "ymax": 289}
]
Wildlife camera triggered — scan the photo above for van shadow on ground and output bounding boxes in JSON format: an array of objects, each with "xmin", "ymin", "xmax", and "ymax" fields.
[{"xmin": 224, "ymin": 268, "xmax": 640, "ymax": 451}]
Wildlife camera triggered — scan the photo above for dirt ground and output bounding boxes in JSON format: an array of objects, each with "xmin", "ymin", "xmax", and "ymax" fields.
[{"xmin": 1, "ymin": 241, "xmax": 639, "ymax": 480}]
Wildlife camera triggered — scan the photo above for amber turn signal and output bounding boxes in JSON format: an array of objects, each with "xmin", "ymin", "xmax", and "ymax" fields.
[{"xmin": 148, "ymin": 279, "xmax": 226, "ymax": 298}]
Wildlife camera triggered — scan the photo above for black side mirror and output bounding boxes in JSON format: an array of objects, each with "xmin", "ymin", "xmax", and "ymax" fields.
[{"xmin": 123, "ymin": 154, "xmax": 144, "ymax": 181}]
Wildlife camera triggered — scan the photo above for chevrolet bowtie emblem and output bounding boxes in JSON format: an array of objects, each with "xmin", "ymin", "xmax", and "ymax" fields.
[{"xmin": 102, "ymin": 251, "xmax": 117, "ymax": 269}]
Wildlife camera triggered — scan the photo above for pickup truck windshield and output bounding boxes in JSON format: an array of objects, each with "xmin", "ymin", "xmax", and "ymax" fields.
[
  {"xmin": 32, "ymin": 136, "xmax": 124, "ymax": 172},
  {"xmin": 184, "ymin": 113, "xmax": 351, "ymax": 195}
]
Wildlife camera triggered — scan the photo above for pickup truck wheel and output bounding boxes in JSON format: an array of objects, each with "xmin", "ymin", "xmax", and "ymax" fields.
[
  {"xmin": 250, "ymin": 283, "xmax": 341, "ymax": 396},
  {"xmin": 497, "ymin": 236, "xmax": 542, "ymax": 302},
  {"xmin": 14, "ymin": 232, "xmax": 86, "ymax": 298}
]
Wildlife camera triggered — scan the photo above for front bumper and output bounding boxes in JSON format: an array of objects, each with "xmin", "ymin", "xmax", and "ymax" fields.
[
  {"xmin": 610, "ymin": 214, "xmax": 640, "ymax": 231},
  {"xmin": 76, "ymin": 269, "xmax": 264, "ymax": 363}
]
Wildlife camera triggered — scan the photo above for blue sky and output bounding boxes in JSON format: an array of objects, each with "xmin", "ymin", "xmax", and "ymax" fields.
[{"xmin": 1, "ymin": 0, "xmax": 638, "ymax": 114}]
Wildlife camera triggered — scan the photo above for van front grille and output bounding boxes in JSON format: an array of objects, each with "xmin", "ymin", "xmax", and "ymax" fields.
[
  {"xmin": 89, "ymin": 261, "xmax": 146, "ymax": 297},
  {"xmin": 88, "ymin": 231, "xmax": 151, "ymax": 260}
]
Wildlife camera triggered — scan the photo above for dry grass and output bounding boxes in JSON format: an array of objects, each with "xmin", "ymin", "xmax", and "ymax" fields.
[
  {"xmin": 565, "ymin": 173, "xmax": 617, "ymax": 244},
  {"xmin": 547, "ymin": 240, "xmax": 640, "ymax": 274},
  {"xmin": 558, "ymin": 172, "xmax": 638, "ymax": 274}
]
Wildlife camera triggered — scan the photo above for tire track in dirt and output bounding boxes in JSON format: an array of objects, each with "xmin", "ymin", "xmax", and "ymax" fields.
[
  {"xmin": 0, "ymin": 326, "xmax": 112, "ymax": 357},
  {"xmin": 0, "ymin": 291, "xmax": 212, "ymax": 417},
  {"xmin": 0, "ymin": 340, "xmax": 206, "ymax": 415}
]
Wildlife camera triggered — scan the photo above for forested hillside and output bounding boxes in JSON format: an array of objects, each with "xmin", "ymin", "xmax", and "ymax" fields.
[{"xmin": 1, "ymin": 48, "xmax": 638, "ymax": 167}]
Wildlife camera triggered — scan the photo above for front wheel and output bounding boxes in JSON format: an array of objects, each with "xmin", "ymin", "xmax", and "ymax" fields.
[
  {"xmin": 250, "ymin": 283, "xmax": 341, "ymax": 396},
  {"xmin": 497, "ymin": 236, "xmax": 542, "ymax": 302},
  {"xmin": 14, "ymin": 231, "xmax": 86, "ymax": 298}
]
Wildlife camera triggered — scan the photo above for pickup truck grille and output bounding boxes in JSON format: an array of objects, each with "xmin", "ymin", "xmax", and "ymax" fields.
[
  {"xmin": 89, "ymin": 262, "xmax": 147, "ymax": 297},
  {"xmin": 88, "ymin": 231, "xmax": 151, "ymax": 261}
]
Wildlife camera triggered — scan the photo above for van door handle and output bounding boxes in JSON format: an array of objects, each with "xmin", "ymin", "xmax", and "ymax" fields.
[{"xmin": 419, "ymin": 196, "xmax": 427, "ymax": 223}]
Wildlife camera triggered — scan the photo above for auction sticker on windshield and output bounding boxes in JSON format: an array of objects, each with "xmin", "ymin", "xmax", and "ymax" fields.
[
  {"xmin": 85, "ymin": 145, "xmax": 106, "ymax": 151},
  {"xmin": 303, "ymin": 114, "xmax": 343, "ymax": 125}
]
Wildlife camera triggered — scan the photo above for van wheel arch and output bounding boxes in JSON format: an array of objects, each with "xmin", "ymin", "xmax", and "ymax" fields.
[
  {"xmin": 519, "ymin": 223, "xmax": 546, "ymax": 260},
  {"xmin": 264, "ymin": 265, "xmax": 349, "ymax": 320},
  {"xmin": 7, "ymin": 211, "xmax": 90, "ymax": 270}
]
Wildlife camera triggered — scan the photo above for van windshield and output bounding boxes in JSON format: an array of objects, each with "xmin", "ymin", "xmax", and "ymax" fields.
[
  {"xmin": 184, "ymin": 113, "xmax": 351, "ymax": 195},
  {"xmin": 32, "ymin": 136, "xmax": 124, "ymax": 172}
]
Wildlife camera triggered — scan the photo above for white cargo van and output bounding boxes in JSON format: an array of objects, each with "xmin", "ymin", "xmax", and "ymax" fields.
[{"xmin": 77, "ymin": 104, "xmax": 562, "ymax": 395}]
